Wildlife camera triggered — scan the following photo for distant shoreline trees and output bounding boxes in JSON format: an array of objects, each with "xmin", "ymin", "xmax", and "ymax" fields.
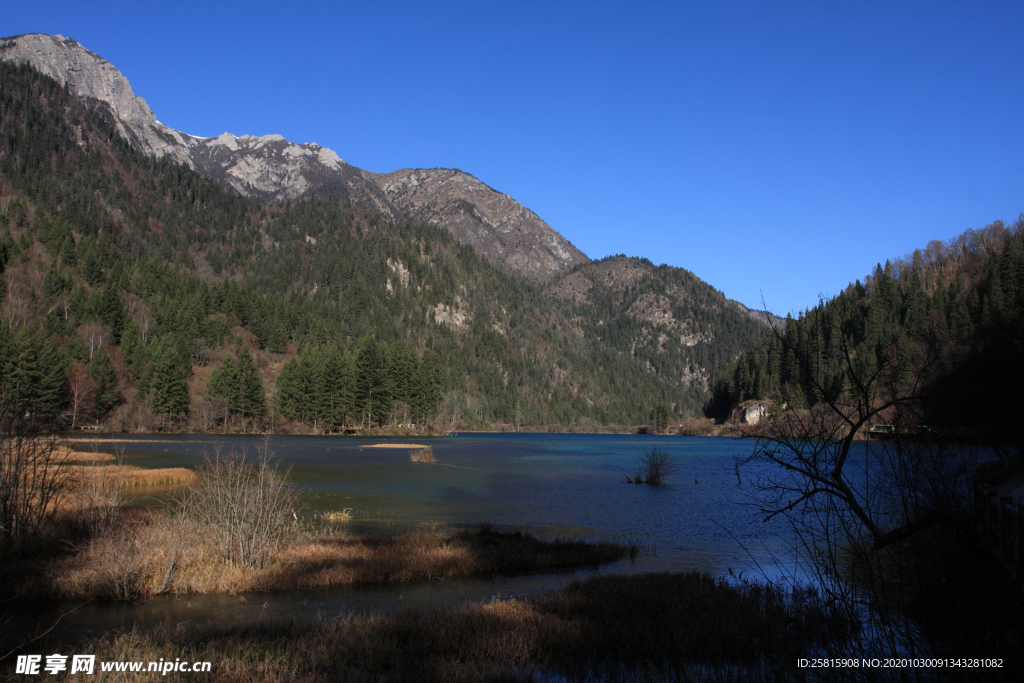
[{"xmin": 275, "ymin": 340, "xmax": 442, "ymax": 432}]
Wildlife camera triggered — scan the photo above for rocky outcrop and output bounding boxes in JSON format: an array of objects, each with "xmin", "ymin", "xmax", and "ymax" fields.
[
  {"xmin": 0, "ymin": 33, "xmax": 196, "ymax": 164},
  {"xmin": 740, "ymin": 403, "xmax": 768, "ymax": 425},
  {"xmin": 373, "ymin": 168, "xmax": 587, "ymax": 282},
  {"xmin": 544, "ymin": 256, "xmax": 770, "ymax": 392},
  {"xmin": 0, "ymin": 33, "xmax": 588, "ymax": 283}
]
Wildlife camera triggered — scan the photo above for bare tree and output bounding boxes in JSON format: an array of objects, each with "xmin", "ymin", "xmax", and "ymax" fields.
[
  {"xmin": 631, "ymin": 446, "xmax": 677, "ymax": 485},
  {"xmin": 740, "ymin": 294, "xmax": 941, "ymax": 552},
  {"xmin": 736, "ymin": 295, "xmax": 995, "ymax": 669},
  {"xmin": 0, "ymin": 427, "xmax": 72, "ymax": 553},
  {"xmin": 187, "ymin": 440, "xmax": 299, "ymax": 569},
  {"xmin": 64, "ymin": 362, "xmax": 96, "ymax": 431},
  {"xmin": 77, "ymin": 445, "xmax": 127, "ymax": 537}
]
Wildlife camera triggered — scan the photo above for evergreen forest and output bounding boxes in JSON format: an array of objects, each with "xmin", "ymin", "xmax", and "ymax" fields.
[{"xmin": 707, "ymin": 217, "xmax": 1024, "ymax": 450}]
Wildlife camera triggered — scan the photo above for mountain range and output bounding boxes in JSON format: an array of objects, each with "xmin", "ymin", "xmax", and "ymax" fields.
[
  {"xmin": 1, "ymin": 33, "xmax": 587, "ymax": 284},
  {"xmin": 0, "ymin": 32, "xmax": 771, "ymax": 427}
]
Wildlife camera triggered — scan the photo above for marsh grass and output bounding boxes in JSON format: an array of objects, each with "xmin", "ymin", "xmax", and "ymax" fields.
[
  {"xmin": 410, "ymin": 446, "xmax": 435, "ymax": 463},
  {"xmin": 321, "ymin": 508, "xmax": 353, "ymax": 521},
  {"xmin": 17, "ymin": 523, "xmax": 631, "ymax": 600},
  {"xmin": 59, "ymin": 571, "xmax": 854, "ymax": 682},
  {"xmin": 362, "ymin": 443, "xmax": 436, "ymax": 463},
  {"xmin": 61, "ymin": 450, "xmax": 116, "ymax": 463},
  {"xmin": 68, "ymin": 465, "xmax": 196, "ymax": 488}
]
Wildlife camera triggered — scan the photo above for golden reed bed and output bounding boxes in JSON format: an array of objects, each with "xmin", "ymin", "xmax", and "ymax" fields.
[
  {"xmin": 68, "ymin": 465, "xmax": 196, "ymax": 487},
  {"xmin": 61, "ymin": 450, "xmax": 116, "ymax": 463}
]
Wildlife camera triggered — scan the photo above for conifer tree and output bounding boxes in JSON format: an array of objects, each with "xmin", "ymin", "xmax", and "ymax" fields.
[
  {"xmin": 119, "ymin": 319, "xmax": 146, "ymax": 378},
  {"xmin": 150, "ymin": 339, "xmax": 190, "ymax": 417},
  {"xmin": 59, "ymin": 235, "xmax": 76, "ymax": 267},
  {"xmin": 99, "ymin": 286, "xmax": 126, "ymax": 344},
  {"xmin": 356, "ymin": 337, "xmax": 388, "ymax": 425},
  {"xmin": 275, "ymin": 356, "xmax": 307, "ymax": 424},
  {"xmin": 206, "ymin": 347, "xmax": 265, "ymax": 418},
  {"xmin": 387, "ymin": 341, "xmax": 417, "ymax": 411},
  {"xmin": 206, "ymin": 354, "xmax": 240, "ymax": 409},
  {"xmin": 88, "ymin": 344, "xmax": 119, "ymax": 417},
  {"xmin": 4, "ymin": 332, "xmax": 67, "ymax": 425},
  {"xmin": 81, "ymin": 242, "xmax": 104, "ymax": 286},
  {"xmin": 413, "ymin": 349, "xmax": 443, "ymax": 420},
  {"xmin": 314, "ymin": 343, "xmax": 352, "ymax": 430},
  {"xmin": 42, "ymin": 262, "xmax": 70, "ymax": 303},
  {"xmin": 237, "ymin": 346, "xmax": 266, "ymax": 418}
]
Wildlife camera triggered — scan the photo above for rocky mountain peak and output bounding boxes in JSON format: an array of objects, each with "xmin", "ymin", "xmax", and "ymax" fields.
[
  {"xmin": 1, "ymin": 33, "xmax": 155, "ymax": 127},
  {"xmin": 0, "ymin": 33, "xmax": 196, "ymax": 164},
  {"xmin": 0, "ymin": 33, "xmax": 589, "ymax": 283},
  {"xmin": 374, "ymin": 168, "xmax": 589, "ymax": 282}
]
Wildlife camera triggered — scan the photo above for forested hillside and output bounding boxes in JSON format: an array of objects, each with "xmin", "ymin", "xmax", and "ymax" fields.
[
  {"xmin": 707, "ymin": 217, "xmax": 1024, "ymax": 448},
  {"xmin": 547, "ymin": 256, "xmax": 767, "ymax": 416},
  {"xmin": 0, "ymin": 60, "xmax": 729, "ymax": 432}
]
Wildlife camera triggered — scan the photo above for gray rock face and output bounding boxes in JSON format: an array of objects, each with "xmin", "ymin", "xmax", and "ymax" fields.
[
  {"xmin": 741, "ymin": 403, "xmax": 768, "ymax": 425},
  {"xmin": 0, "ymin": 33, "xmax": 195, "ymax": 165},
  {"xmin": 374, "ymin": 168, "xmax": 588, "ymax": 282},
  {"xmin": 0, "ymin": 33, "xmax": 588, "ymax": 282}
]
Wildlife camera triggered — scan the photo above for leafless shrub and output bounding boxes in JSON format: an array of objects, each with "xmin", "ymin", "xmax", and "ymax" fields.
[
  {"xmin": 0, "ymin": 432, "xmax": 72, "ymax": 553},
  {"xmin": 677, "ymin": 417, "xmax": 716, "ymax": 436},
  {"xmin": 322, "ymin": 508, "xmax": 353, "ymax": 522},
  {"xmin": 63, "ymin": 362, "xmax": 96, "ymax": 430},
  {"xmin": 92, "ymin": 520, "xmax": 147, "ymax": 601},
  {"xmin": 628, "ymin": 447, "xmax": 677, "ymax": 485},
  {"xmin": 74, "ymin": 446, "xmax": 126, "ymax": 537},
  {"xmin": 410, "ymin": 446, "xmax": 434, "ymax": 463},
  {"xmin": 188, "ymin": 442, "xmax": 299, "ymax": 569},
  {"xmin": 107, "ymin": 393, "xmax": 158, "ymax": 433}
]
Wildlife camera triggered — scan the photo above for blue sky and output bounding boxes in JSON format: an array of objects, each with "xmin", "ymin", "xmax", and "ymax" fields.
[{"xmin": 6, "ymin": 1, "xmax": 1023, "ymax": 315}]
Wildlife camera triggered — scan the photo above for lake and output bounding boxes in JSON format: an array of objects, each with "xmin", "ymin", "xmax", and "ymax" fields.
[{"xmin": 5, "ymin": 432, "xmax": 801, "ymax": 638}]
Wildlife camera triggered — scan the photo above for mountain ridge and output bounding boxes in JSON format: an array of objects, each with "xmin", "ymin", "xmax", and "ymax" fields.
[{"xmin": 0, "ymin": 32, "xmax": 588, "ymax": 283}]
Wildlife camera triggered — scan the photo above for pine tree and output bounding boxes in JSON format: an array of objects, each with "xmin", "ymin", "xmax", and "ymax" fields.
[
  {"xmin": 237, "ymin": 346, "xmax": 266, "ymax": 418},
  {"xmin": 5, "ymin": 332, "xmax": 67, "ymax": 425},
  {"xmin": 42, "ymin": 262, "xmax": 70, "ymax": 302},
  {"xmin": 119, "ymin": 319, "xmax": 146, "ymax": 378},
  {"xmin": 206, "ymin": 354, "xmax": 240, "ymax": 408},
  {"xmin": 275, "ymin": 356, "xmax": 306, "ymax": 423},
  {"xmin": 99, "ymin": 286, "xmax": 126, "ymax": 344},
  {"xmin": 88, "ymin": 344, "xmax": 119, "ymax": 417},
  {"xmin": 356, "ymin": 337, "xmax": 388, "ymax": 425},
  {"xmin": 150, "ymin": 340, "xmax": 190, "ymax": 417},
  {"xmin": 206, "ymin": 348, "xmax": 265, "ymax": 418},
  {"xmin": 81, "ymin": 242, "xmax": 104, "ymax": 286},
  {"xmin": 315, "ymin": 343, "xmax": 352, "ymax": 430},
  {"xmin": 387, "ymin": 341, "xmax": 417, "ymax": 411},
  {"xmin": 413, "ymin": 349, "xmax": 443, "ymax": 420},
  {"xmin": 650, "ymin": 402, "xmax": 669, "ymax": 433},
  {"xmin": 59, "ymin": 234, "xmax": 77, "ymax": 267}
]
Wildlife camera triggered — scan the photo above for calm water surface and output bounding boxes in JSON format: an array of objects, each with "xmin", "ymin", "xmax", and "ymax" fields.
[{"xmin": 8, "ymin": 433, "xmax": 802, "ymax": 639}]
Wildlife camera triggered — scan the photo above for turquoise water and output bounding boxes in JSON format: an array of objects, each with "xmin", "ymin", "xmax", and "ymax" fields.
[
  {"xmin": 111, "ymin": 432, "xmax": 791, "ymax": 573},
  {"xmin": 6, "ymin": 433, "xmax": 800, "ymax": 638}
]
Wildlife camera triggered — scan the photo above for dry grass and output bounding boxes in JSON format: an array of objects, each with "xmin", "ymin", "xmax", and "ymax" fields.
[
  {"xmin": 67, "ymin": 465, "xmax": 196, "ymax": 488},
  {"xmin": 51, "ymin": 571, "xmax": 855, "ymax": 682},
  {"xmin": 411, "ymin": 447, "xmax": 434, "ymax": 463},
  {"xmin": 321, "ymin": 509, "xmax": 353, "ymax": 521},
  {"xmin": 362, "ymin": 443, "xmax": 435, "ymax": 463},
  {"xmin": 22, "ymin": 523, "xmax": 630, "ymax": 600},
  {"xmin": 60, "ymin": 450, "xmax": 116, "ymax": 463}
]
